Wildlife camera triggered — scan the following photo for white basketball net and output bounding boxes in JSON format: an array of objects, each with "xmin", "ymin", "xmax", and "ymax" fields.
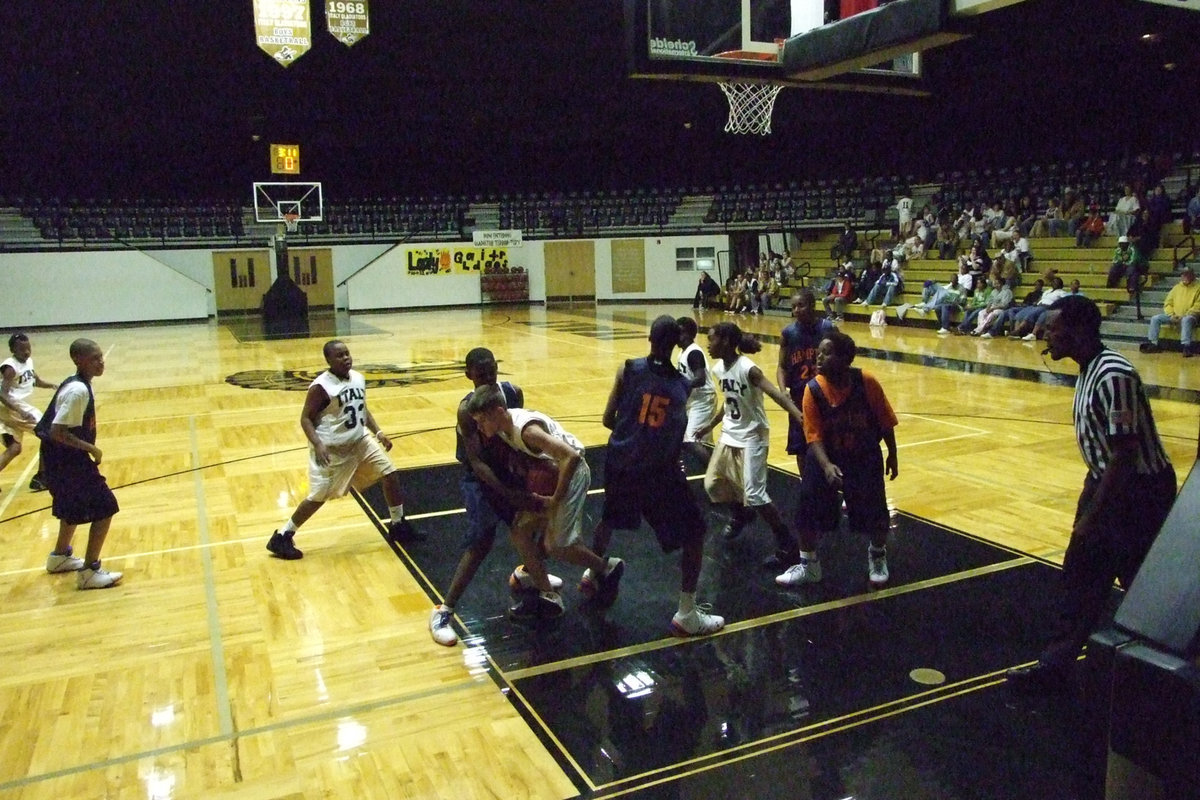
[{"xmin": 718, "ymin": 82, "xmax": 783, "ymax": 136}]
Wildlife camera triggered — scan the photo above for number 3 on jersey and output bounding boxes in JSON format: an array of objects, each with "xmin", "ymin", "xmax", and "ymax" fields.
[
  {"xmin": 344, "ymin": 402, "xmax": 365, "ymax": 429},
  {"xmin": 637, "ymin": 393, "xmax": 670, "ymax": 428}
]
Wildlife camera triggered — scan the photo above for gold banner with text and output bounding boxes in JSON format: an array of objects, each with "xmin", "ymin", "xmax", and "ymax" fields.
[
  {"xmin": 326, "ymin": 0, "xmax": 369, "ymax": 46},
  {"xmin": 254, "ymin": 0, "xmax": 312, "ymax": 67}
]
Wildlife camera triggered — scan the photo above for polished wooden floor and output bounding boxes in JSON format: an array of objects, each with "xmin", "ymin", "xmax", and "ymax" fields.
[{"xmin": 0, "ymin": 304, "xmax": 1196, "ymax": 799}]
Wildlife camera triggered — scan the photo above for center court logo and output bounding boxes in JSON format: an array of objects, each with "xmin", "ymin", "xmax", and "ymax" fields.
[
  {"xmin": 226, "ymin": 361, "xmax": 464, "ymax": 391},
  {"xmin": 649, "ymin": 37, "xmax": 697, "ymax": 57}
]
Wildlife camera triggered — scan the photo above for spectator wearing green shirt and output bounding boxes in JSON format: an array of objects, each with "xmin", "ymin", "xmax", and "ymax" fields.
[{"xmin": 1105, "ymin": 236, "xmax": 1141, "ymax": 290}]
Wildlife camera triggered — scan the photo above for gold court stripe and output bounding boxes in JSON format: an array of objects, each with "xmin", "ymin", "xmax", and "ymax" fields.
[{"xmin": 503, "ymin": 556, "xmax": 1035, "ymax": 682}]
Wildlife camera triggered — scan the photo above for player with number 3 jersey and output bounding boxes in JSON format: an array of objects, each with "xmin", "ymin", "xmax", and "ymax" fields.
[{"xmin": 266, "ymin": 340, "xmax": 416, "ymax": 560}]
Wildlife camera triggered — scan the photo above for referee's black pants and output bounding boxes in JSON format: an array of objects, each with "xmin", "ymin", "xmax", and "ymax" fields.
[{"xmin": 1041, "ymin": 467, "xmax": 1177, "ymax": 670}]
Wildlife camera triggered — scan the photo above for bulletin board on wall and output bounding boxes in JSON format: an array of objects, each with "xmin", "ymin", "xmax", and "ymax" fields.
[{"xmin": 610, "ymin": 239, "xmax": 646, "ymax": 294}]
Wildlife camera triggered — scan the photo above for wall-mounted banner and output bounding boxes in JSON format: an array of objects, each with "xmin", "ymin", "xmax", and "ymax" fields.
[
  {"xmin": 326, "ymin": 0, "xmax": 369, "ymax": 46},
  {"xmin": 472, "ymin": 229, "xmax": 523, "ymax": 248},
  {"xmin": 406, "ymin": 247, "xmax": 512, "ymax": 276},
  {"xmin": 254, "ymin": 0, "xmax": 312, "ymax": 66}
]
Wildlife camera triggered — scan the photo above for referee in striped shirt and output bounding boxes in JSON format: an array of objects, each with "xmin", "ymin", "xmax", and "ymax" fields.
[{"xmin": 1006, "ymin": 294, "xmax": 1177, "ymax": 694}]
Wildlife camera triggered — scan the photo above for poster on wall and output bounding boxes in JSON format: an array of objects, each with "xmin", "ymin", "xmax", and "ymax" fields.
[
  {"xmin": 406, "ymin": 247, "xmax": 512, "ymax": 276},
  {"xmin": 253, "ymin": 0, "xmax": 312, "ymax": 66}
]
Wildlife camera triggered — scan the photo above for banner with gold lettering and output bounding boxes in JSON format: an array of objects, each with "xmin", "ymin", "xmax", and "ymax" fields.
[
  {"xmin": 406, "ymin": 247, "xmax": 512, "ymax": 276},
  {"xmin": 325, "ymin": 0, "xmax": 369, "ymax": 47},
  {"xmin": 254, "ymin": 0, "xmax": 312, "ymax": 67}
]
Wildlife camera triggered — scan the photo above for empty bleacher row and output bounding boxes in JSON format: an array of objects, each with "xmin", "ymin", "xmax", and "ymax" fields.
[
  {"xmin": 703, "ymin": 174, "xmax": 910, "ymax": 227},
  {"xmin": 12, "ymin": 197, "xmax": 245, "ymax": 243},
  {"xmin": 497, "ymin": 188, "xmax": 683, "ymax": 234}
]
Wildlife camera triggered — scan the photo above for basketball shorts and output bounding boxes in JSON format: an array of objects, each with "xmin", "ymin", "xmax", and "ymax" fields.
[
  {"xmin": 795, "ymin": 446, "xmax": 888, "ymax": 534},
  {"xmin": 0, "ymin": 402, "xmax": 40, "ymax": 442},
  {"xmin": 602, "ymin": 465, "xmax": 703, "ymax": 553},
  {"xmin": 306, "ymin": 435, "xmax": 395, "ymax": 502},
  {"xmin": 684, "ymin": 394, "xmax": 717, "ymax": 444},
  {"xmin": 45, "ymin": 451, "xmax": 120, "ymax": 525},
  {"xmin": 543, "ymin": 460, "xmax": 590, "ymax": 550},
  {"xmin": 785, "ymin": 416, "xmax": 808, "ymax": 459},
  {"xmin": 459, "ymin": 474, "xmax": 516, "ymax": 550},
  {"xmin": 704, "ymin": 435, "xmax": 771, "ymax": 507}
]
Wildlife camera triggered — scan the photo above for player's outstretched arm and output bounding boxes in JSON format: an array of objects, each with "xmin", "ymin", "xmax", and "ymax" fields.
[{"xmin": 749, "ymin": 365, "xmax": 803, "ymax": 426}]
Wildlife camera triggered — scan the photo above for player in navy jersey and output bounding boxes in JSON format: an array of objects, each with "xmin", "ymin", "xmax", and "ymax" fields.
[
  {"xmin": 1007, "ymin": 295, "xmax": 1176, "ymax": 694},
  {"xmin": 776, "ymin": 289, "xmax": 835, "ymax": 475},
  {"xmin": 588, "ymin": 316, "xmax": 724, "ymax": 636},
  {"xmin": 35, "ymin": 339, "xmax": 123, "ymax": 589},
  {"xmin": 267, "ymin": 340, "xmax": 416, "ymax": 561}
]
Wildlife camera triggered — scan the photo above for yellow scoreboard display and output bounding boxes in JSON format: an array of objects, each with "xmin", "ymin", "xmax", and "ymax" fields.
[{"xmin": 270, "ymin": 144, "xmax": 301, "ymax": 175}]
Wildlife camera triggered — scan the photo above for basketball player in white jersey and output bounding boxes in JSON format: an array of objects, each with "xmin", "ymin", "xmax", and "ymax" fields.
[
  {"xmin": 468, "ymin": 385, "xmax": 624, "ymax": 618},
  {"xmin": 698, "ymin": 321, "xmax": 804, "ymax": 570},
  {"xmin": 0, "ymin": 333, "xmax": 57, "ymax": 489},
  {"xmin": 676, "ymin": 317, "xmax": 717, "ymax": 467},
  {"xmin": 267, "ymin": 340, "xmax": 416, "ymax": 560}
]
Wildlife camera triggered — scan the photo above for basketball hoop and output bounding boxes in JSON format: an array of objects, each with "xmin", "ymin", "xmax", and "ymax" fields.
[
  {"xmin": 718, "ymin": 82, "xmax": 783, "ymax": 136},
  {"xmin": 283, "ymin": 213, "xmax": 299, "ymax": 234}
]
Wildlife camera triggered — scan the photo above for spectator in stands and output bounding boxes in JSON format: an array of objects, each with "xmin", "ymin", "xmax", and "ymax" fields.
[
  {"xmin": 896, "ymin": 193, "xmax": 914, "ymax": 237},
  {"xmin": 1105, "ymin": 236, "xmax": 1141, "ymax": 290},
  {"xmin": 833, "ymin": 223, "xmax": 858, "ymax": 262},
  {"xmin": 949, "ymin": 277, "xmax": 993, "ymax": 335},
  {"xmin": 693, "ymin": 272, "xmax": 721, "ymax": 310},
  {"xmin": 961, "ymin": 241, "xmax": 991, "ymax": 290},
  {"xmin": 966, "ymin": 277, "xmax": 1014, "ymax": 336},
  {"xmin": 1014, "ymin": 231, "xmax": 1032, "ymax": 274},
  {"xmin": 983, "ymin": 278, "xmax": 1045, "ymax": 338},
  {"xmin": 1138, "ymin": 185, "xmax": 1170, "ymax": 258},
  {"xmin": 936, "ymin": 219, "xmax": 959, "ymax": 260},
  {"xmin": 895, "ymin": 275, "xmax": 957, "ymax": 322},
  {"xmin": 1186, "ymin": 185, "xmax": 1200, "ymax": 236},
  {"xmin": 1062, "ymin": 191, "xmax": 1086, "ymax": 236},
  {"xmin": 1030, "ymin": 196, "xmax": 1066, "ymax": 238},
  {"xmin": 991, "ymin": 240, "xmax": 1021, "ymax": 288},
  {"xmin": 990, "ymin": 209, "xmax": 1018, "ymax": 249},
  {"xmin": 1075, "ymin": 206, "xmax": 1106, "ymax": 247},
  {"xmin": 1016, "ymin": 195, "xmax": 1038, "ymax": 237},
  {"xmin": 863, "ymin": 263, "xmax": 901, "ymax": 307},
  {"xmin": 822, "ymin": 268, "xmax": 855, "ymax": 321},
  {"xmin": 1139, "ymin": 267, "xmax": 1200, "ymax": 357},
  {"xmin": 1008, "ymin": 276, "xmax": 1069, "ymax": 339},
  {"xmin": 757, "ymin": 269, "xmax": 781, "ymax": 313},
  {"xmin": 854, "ymin": 260, "xmax": 882, "ymax": 304},
  {"xmin": 1069, "ymin": 279, "xmax": 1085, "ymax": 296},
  {"xmin": 1106, "ymin": 184, "xmax": 1140, "ymax": 237}
]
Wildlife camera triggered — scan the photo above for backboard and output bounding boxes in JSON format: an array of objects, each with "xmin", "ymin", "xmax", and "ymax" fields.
[
  {"xmin": 253, "ymin": 181, "xmax": 324, "ymax": 224},
  {"xmin": 626, "ymin": 0, "xmax": 944, "ymax": 89}
]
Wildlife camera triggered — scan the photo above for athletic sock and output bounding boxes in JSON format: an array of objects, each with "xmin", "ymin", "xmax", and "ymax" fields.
[
  {"xmin": 280, "ymin": 519, "xmax": 298, "ymax": 535},
  {"xmin": 678, "ymin": 592, "xmax": 696, "ymax": 615},
  {"xmin": 388, "ymin": 504, "xmax": 405, "ymax": 522},
  {"xmin": 800, "ymin": 550, "xmax": 818, "ymax": 562}
]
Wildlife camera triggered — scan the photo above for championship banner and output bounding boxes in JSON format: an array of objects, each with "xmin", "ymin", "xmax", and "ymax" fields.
[
  {"xmin": 325, "ymin": 0, "xmax": 369, "ymax": 46},
  {"xmin": 406, "ymin": 247, "xmax": 511, "ymax": 276},
  {"xmin": 253, "ymin": 0, "xmax": 312, "ymax": 67}
]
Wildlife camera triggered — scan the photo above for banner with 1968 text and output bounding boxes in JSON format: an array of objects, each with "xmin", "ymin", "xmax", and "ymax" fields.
[{"xmin": 326, "ymin": 0, "xmax": 369, "ymax": 46}]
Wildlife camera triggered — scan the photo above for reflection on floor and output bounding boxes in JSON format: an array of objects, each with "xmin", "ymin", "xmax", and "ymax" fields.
[
  {"xmin": 220, "ymin": 310, "xmax": 387, "ymax": 342},
  {"xmin": 359, "ymin": 448, "xmax": 1096, "ymax": 799}
]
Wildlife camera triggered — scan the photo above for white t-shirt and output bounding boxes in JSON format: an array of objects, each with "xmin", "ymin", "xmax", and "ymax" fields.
[
  {"xmin": 311, "ymin": 369, "xmax": 368, "ymax": 448},
  {"xmin": 896, "ymin": 197, "xmax": 913, "ymax": 223},
  {"xmin": 712, "ymin": 355, "xmax": 769, "ymax": 446},
  {"xmin": 678, "ymin": 343, "xmax": 715, "ymax": 405},
  {"xmin": 51, "ymin": 381, "xmax": 90, "ymax": 427},
  {"xmin": 502, "ymin": 409, "xmax": 583, "ymax": 461}
]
